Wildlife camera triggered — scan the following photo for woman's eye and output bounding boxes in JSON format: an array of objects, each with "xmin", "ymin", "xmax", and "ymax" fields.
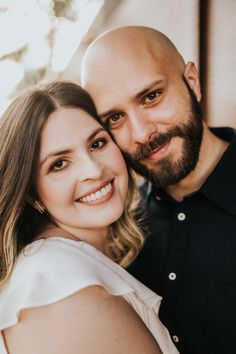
[
  {"xmin": 144, "ymin": 92, "xmax": 159, "ymax": 103},
  {"xmin": 51, "ymin": 160, "xmax": 69, "ymax": 172},
  {"xmin": 90, "ymin": 138, "xmax": 107, "ymax": 151}
]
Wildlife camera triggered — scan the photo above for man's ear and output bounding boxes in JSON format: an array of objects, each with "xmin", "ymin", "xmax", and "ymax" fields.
[{"xmin": 184, "ymin": 61, "xmax": 201, "ymax": 102}]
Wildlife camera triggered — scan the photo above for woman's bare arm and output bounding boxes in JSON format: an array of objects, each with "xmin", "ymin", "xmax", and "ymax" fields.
[{"xmin": 4, "ymin": 285, "xmax": 162, "ymax": 354}]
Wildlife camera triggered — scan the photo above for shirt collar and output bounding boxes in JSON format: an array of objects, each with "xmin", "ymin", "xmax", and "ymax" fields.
[
  {"xmin": 150, "ymin": 127, "xmax": 236, "ymax": 214},
  {"xmin": 200, "ymin": 127, "xmax": 236, "ymax": 215}
]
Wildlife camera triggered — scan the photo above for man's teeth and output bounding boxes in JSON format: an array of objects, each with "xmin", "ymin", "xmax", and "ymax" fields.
[{"xmin": 79, "ymin": 182, "xmax": 112, "ymax": 203}]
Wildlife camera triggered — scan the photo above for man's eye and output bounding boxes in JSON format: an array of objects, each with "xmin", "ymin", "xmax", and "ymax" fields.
[
  {"xmin": 50, "ymin": 160, "xmax": 69, "ymax": 172},
  {"xmin": 110, "ymin": 114, "xmax": 121, "ymax": 122},
  {"xmin": 144, "ymin": 92, "xmax": 159, "ymax": 103},
  {"xmin": 104, "ymin": 113, "xmax": 123, "ymax": 128},
  {"xmin": 90, "ymin": 138, "xmax": 107, "ymax": 151}
]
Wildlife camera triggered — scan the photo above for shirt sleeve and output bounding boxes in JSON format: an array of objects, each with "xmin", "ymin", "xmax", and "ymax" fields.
[{"xmin": 0, "ymin": 238, "xmax": 133, "ymax": 330}]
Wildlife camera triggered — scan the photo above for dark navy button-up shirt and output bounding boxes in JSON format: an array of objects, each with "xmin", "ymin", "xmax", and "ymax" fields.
[{"xmin": 128, "ymin": 127, "xmax": 236, "ymax": 354}]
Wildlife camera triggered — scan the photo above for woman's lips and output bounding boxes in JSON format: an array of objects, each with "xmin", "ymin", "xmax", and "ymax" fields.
[{"xmin": 76, "ymin": 180, "xmax": 114, "ymax": 206}]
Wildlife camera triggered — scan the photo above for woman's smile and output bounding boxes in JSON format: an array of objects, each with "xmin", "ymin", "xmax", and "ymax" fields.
[{"xmin": 77, "ymin": 179, "xmax": 114, "ymax": 205}]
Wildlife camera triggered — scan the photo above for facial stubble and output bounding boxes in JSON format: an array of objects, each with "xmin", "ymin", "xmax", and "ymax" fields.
[{"xmin": 123, "ymin": 82, "xmax": 204, "ymax": 189}]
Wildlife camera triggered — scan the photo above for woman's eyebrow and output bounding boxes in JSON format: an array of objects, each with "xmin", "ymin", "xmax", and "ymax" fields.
[
  {"xmin": 87, "ymin": 127, "xmax": 104, "ymax": 142},
  {"xmin": 39, "ymin": 127, "xmax": 105, "ymax": 167}
]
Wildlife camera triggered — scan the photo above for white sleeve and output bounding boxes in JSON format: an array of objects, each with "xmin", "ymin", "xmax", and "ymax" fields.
[{"xmin": 0, "ymin": 238, "xmax": 133, "ymax": 331}]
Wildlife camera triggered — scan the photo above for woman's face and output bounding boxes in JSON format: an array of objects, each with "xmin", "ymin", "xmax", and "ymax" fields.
[{"xmin": 36, "ymin": 107, "xmax": 128, "ymax": 242}]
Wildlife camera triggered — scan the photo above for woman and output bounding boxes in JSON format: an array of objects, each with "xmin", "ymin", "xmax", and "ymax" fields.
[{"xmin": 0, "ymin": 82, "xmax": 179, "ymax": 354}]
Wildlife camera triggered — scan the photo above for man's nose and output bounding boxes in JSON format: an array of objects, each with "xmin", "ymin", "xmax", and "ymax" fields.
[{"xmin": 129, "ymin": 111, "xmax": 157, "ymax": 145}]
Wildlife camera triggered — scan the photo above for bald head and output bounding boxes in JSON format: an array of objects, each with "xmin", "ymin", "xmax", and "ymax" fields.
[
  {"xmin": 81, "ymin": 26, "xmax": 185, "ymax": 86},
  {"xmin": 79, "ymin": 25, "xmax": 201, "ymax": 161}
]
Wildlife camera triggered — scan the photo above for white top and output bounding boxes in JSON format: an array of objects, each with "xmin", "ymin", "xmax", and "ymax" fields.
[{"xmin": 0, "ymin": 237, "xmax": 179, "ymax": 354}]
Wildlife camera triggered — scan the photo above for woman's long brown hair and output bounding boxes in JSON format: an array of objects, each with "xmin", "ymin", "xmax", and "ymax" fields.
[{"xmin": 0, "ymin": 81, "xmax": 144, "ymax": 288}]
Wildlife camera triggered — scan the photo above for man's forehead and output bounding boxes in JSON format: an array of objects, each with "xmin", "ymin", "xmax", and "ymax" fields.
[
  {"xmin": 81, "ymin": 32, "xmax": 165, "ymax": 84},
  {"xmin": 82, "ymin": 48, "xmax": 168, "ymax": 91},
  {"xmin": 81, "ymin": 27, "xmax": 185, "ymax": 89},
  {"xmin": 87, "ymin": 75, "xmax": 168, "ymax": 117}
]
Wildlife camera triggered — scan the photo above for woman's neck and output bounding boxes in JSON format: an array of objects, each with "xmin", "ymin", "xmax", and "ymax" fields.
[{"xmin": 36, "ymin": 223, "xmax": 108, "ymax": 254}]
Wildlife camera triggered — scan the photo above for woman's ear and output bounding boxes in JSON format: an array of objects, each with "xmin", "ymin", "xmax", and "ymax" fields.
[
  {"xmin": 184, "ymin": 61, "xmax": 201, "ymax": 102},
  {"xmin": 27, "ymin": 197, "xmax": 46, "ymax": 214},
  {"xmin": 26, "ymin": 196, "xmax": 35, "ymax": 207}
]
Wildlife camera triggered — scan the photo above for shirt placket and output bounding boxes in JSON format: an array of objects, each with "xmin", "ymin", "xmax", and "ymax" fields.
[{"xmin": 162, "ymin": 200, "xmax": 190, "ymax": 345}]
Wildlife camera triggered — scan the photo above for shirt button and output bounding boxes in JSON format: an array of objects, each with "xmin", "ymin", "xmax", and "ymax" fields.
[
  {"xmin": 177, "ymin": 212, "xmax": 186, "ymax": 221},
  {"xmin": 155, "ymin": 195, "xmax": 161, "ymax": 201},
  {"xmin": 172, "ymin": 335, "xmax": 179, "ymax": 343},
  {"xmin": 168, "ymin": 272, "xmax": 177, "ymax": 280}
]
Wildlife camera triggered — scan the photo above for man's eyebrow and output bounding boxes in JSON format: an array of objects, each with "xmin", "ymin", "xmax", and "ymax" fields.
[
  {"xmin": 99, "ymin": 79, "xmax": 165, "ymax": 119},
  {"xmin": 99, "ymin": 109, "xmax": 119, "ymax": 120},
  {"xmin": 135, "ymin": 79, "xmax": 165, "ymax": 100},
  {"xmin": 40, "ymin": 127, "xmax": 104, "ymax": 167}
]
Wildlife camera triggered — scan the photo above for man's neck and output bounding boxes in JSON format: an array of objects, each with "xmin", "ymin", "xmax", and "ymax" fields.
[{"xmin": 165, "ymin": 124, "xmax": 229, "ymax": 201}]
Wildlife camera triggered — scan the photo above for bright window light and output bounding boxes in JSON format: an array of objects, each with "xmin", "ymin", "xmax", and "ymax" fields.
[{"xmin": 0, "ymin": 0, "xmax": 104, "ymax": 114}]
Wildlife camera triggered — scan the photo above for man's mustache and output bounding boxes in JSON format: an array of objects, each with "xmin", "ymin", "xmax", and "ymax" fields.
[{"xmin": 128, "ymin": 127, "xmax": 183, "ymax": 161}]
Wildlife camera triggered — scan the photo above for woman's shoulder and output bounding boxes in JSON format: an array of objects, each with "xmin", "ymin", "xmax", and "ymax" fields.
[
  {"xmin": 0, "ymin": 237, "xmax": 133, "ymax": 330},
  {"xmin": 3, "ymin": 284, "xmax": 164, "ymax": 354},
  {"xmin": 19, "ymin": 236, "xmax": 135, "ymax": 292}
]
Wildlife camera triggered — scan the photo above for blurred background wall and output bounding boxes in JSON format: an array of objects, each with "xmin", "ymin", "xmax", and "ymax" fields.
[{"xmin": 0, "ymin": 0, "xmax": 235, "ymax": 127}]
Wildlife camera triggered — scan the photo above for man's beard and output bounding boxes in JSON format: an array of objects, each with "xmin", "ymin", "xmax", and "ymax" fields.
[{"xmin": 123, "ymin": 81, "xmax": 204, "ymax": 189}]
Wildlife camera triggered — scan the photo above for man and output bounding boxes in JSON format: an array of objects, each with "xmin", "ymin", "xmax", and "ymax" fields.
[{"xmin": 80, "ymin": 26, "xmax": 236, "ymax": 354}]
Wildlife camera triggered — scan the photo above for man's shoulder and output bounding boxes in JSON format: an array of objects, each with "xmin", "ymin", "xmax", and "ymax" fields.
[{"xmin": 210, "ymin": 126, "xmax": 236, "ymax": 144}]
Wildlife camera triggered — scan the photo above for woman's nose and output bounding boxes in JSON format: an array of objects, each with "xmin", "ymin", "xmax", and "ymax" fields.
[{"xmin": 77, "ymin": 156, "xmax": 104, "ymax": 182}]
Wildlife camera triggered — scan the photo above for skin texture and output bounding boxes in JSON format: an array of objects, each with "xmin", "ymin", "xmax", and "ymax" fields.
[
  {"xmin": 81, "ymin": 26, "xmax": 228, "ymax": 201},
  {"xmin": 4, "ymin": 286, "xmax": 162, "ymax": 354},
  {"xmin": 3, "ymin": 108, "xmax": 163, "ymax": 353}
]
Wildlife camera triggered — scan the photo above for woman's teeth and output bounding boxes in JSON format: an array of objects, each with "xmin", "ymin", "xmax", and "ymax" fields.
[{"xmin": 78, "ymin": 182, "xmax": 112, "ymax": 203}]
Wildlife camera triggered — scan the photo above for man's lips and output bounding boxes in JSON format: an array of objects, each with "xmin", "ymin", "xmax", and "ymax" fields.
[{"xmin": 143, "ymin": 138, "xmax": 171, "ymax": 161}]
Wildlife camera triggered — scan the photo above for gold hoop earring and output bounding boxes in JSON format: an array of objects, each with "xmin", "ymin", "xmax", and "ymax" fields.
[{"xmin": 34, "ymin": 200, "xmax": 46, "ymax": 214}]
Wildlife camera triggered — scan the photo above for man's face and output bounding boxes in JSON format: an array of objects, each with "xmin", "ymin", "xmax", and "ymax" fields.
[
  {"xmin": 84, "ymin": 51, "xmax": 203, "ymax": 188},
  {"xmin": 123, "ymin": 82, "xmax": 203, "ymax": 187}
]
